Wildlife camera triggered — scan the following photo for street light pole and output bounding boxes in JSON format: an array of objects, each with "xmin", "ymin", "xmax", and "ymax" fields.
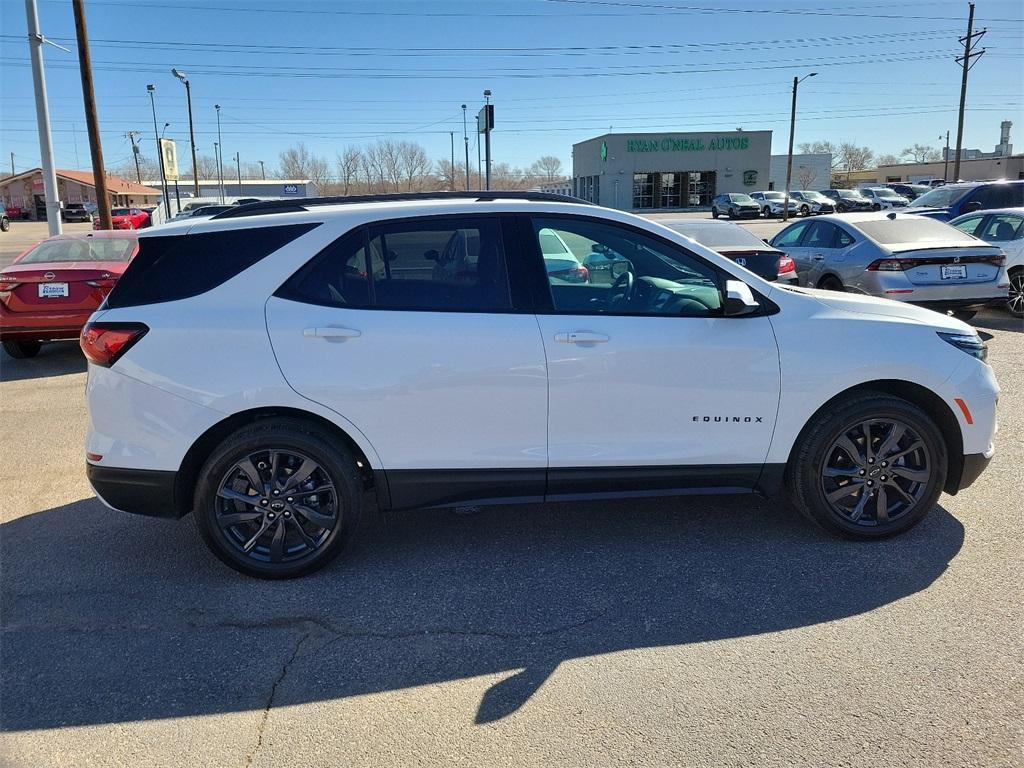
[
  {"xmin": 258, "ymin": 160, "xmax": 265, "ymax": 180},
  {"xmin": 449, "ymin": 132, "xmax": 455, "ymax": 191},
  {"xmin": 25, "ymin": 0, "xmax": 62, "ymax": 234},
  {"xmin": 214, "ymin": 104, "xmax": 224, "ymax": 203},
  {"xmin": 942, "ymin": 131, "xmax": 950, "ymax": 182},
  {"xmin": 461, "ymin": 104, "xmax": 470, "ymax": 191},
  {"xmin": 783, "ymin": 72, "xmax": 817, "ymax": 223},
  {"xmin": 171, "ymin": 69, "xmax": 200, "ymax": 198},
  {"xmin": 234, "ymin": 152, "xmax": 241, "ymax": 197},
  {"xmin": 147, "ymin": 84, "xmax": 171, "ymax": 217}
]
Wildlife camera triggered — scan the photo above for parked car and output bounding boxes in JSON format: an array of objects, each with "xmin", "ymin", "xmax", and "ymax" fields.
[
  {"xmin": 62, "ymin": 202, "xmax": 96, "ymax": 223},
  {"xmin": 886, "ymin": 183, "xmax": 931, "ymax": 201},
  {"xmin": 818, "ymin": 189, "xmax": 874, "ymax": 212},
  {"xmin": 660, "ymin": 219, "xmax": 797, "ymax": 283},
  {"xmin": 80, "ymin": 192, "xmax": 997, "ymax": 577},
  {"xmin": 710, "ymin": 193, "xmax": 761, "ymax": 219},
  {"xmin": 94, "ymin": 207, "xmax": 150, "ymax": 231},
  {"xmin": 906, "ymin": 180, "xmax": 1024, "ymax": 222},
  {"xmin": 0, "ymin": 231, "xmax": 139, "ymax": 359},
  {"xmin": 769, "ymin": 212, "xmax": 1008, "ymax": 320},
  {"xmin": 916, "ymin": 179, "xmax": 947, "ymax": 188},
  {"xmin": 789, "ymin": 191, "xmax": 836, "ymax": 216},
  {"xmin": 539, "ymin": 227, "xmax": 590, "ymax": 283},
  {"xmin": 0, "ymin": 202, "xmax": 9, "ymax": 232},
  {"xmin": 750, "ymin": 191, "xmax": 799, "ymax": 218},
  {"xmin": 860, "ymin": 188, "xmax": 910, "ymax": 210},
  {"xmin": 950, "ymin": 207, "xmax": 1024, "ymax": 317}
]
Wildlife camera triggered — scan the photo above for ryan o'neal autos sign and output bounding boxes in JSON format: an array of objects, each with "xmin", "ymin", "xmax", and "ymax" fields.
[{"xmin": 626, "ymin": 136, "xmax": 751, "ymax": 152}]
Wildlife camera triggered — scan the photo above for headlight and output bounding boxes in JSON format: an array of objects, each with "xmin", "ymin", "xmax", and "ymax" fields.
[{"xmin": 937, "ymin": 331, "xmax": 988, "ymax": 362}]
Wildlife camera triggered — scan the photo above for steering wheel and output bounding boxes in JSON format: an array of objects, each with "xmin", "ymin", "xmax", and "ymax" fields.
[{"xmin": 609, "ymin": 270, "xmax": 635, "ymax": 309}]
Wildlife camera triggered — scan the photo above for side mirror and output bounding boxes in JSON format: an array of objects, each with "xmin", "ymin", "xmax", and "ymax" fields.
[
  {"xmin": 961, "ymin": 201, "xmax": 982, "ymax": 214},
  {"xmin": 423, "ymin": 249, "xmax": 440, "ymax": 261},
  {"xmin": 723, "ymin": 279, "xmax": 761, "ymax": 317},
  {"xmin": 762, "ymin": 237, "xmax": 770, "ymax": 244}
]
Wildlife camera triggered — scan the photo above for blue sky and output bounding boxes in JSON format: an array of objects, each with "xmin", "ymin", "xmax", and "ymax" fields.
[{"xmin": 1, "ymin": 0, "xmax": 1021, "ymax": 178}]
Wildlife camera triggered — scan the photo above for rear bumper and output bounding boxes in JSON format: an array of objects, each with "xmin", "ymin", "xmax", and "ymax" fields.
[
  {"xmin": 0, "ymin": 309, "xmax": 93, "ymax": 340},
  {"xmin": 87, "ymin": 463, "xmax": 182, "ymax": 518},
  {"xmin": 915, "ymin": 297, "xmax": 1008, "ymax": 312}
]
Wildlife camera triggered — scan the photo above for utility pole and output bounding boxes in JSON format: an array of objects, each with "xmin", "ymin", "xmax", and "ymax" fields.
[
  {"xmin": 483, "ymin": 89, "xmax": 492, "ymax": 191},
  {"xmin": 258, "ymin": 160, "xmax": 265, "ymax": 180},
  {"xmin": 147, "ymin": 85, "xmax": 171, "ymax": 216},
  {"xmin": 449, "ymin": 131, "xmax": 455, "ymax": 191},
  {"xmin": 72, "ymin": 0, "xmax": 112, "ymax": 230},
  {"xmin": 234, "ymin": 151, "xmax": 241, "ymax": 197},
  {"xmin": 125, "ymin": 132, "xmax": 141, "ymax": 183},
  {"xmin": 215, "ymin": 104, "xmax": 224, "ymax": 203},
  {"xmin": 25, "ymin": 0, "xmax": 63, "ymax": 235},
  {"xmin": 942, "ymin": 130, "xmax": 950, "ymax": 182},
  {"xmin": 9, "ymin": 153, "xmax": 14, "ymax": 176},
  {"xmin": 461, "ymin": 104, "xmax": 470, "ymax": 191},
  {"xmin": 953, "ymin": 2, "xmax": 986, "ymax": 183},
  {"xmin": 783, "ymin": 72, "xmax": 817, "ymax": 222}
]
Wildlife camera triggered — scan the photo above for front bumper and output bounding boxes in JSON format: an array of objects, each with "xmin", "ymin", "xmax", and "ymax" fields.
[
  {"xmin": 952, "ymin": 451, "xmax": 993, "ymax": 493},
  {"xmin": 87, "ymin": 463, "xmax": 181, "ymax": 518}
]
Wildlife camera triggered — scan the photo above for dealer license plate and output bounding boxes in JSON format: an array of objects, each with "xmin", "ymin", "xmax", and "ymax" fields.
[
  {"xmin": 38, "ymin": 282, "xmax": 69, "ymax": 298},
  {"xmin": 941, "ymin": 265, "xmax": 967, "ymax": 280}
]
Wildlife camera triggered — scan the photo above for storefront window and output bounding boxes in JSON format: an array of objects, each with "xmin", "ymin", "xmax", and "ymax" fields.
[
  {"xmin": 591, "ymin": 175, "xmax": 600, "ymax": 205},
  {"xmin": 633, "ymin": 173, "xmax": 654, "ymax": 208},
  {"xmin": 659, "ymin": 173, "xmax": 682, "ymax": 208},
  {"xmin": 688, "ymin": 172, "xmax": 715, "ymax": 206}
]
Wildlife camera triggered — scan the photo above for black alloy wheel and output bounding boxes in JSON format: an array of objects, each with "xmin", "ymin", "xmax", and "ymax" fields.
[
  {"xmin": 194, "ymin": 419, "xmax": 362, "ymax": 578},
  {"xmin": 787, "ymin": 392, "xmax": 946, "ymax": 539},
  {"xmin": 800, "ymin": 204, "xmax": 810, "ymax": 216},
  {"xmin": 1007, "ymin": 269, "xmax": 1023, "ymax": 318}
]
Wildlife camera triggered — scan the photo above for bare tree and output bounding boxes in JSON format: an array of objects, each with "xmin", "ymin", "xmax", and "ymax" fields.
[
  {"xmin": 794, "ymin": 165, "xmax": 819, "ymax": 190},
  {"xmin": 901, "ymin": 143, "xmax": 941, "ymax": 163},
  {"xmin": 838, "ymin": 143, "xmax": 875, "ymax": 179},
  {"xmin": 398, "ymin": 142, "xmax": 431, "ymax": 191},
  {"xmin": 797, "ymin": 140, "xmax": 842, "ymax": 171},
  {"xmin": 278, "ymin": 142, "xmax": 330, "ymax": 193},
  {"xmin": 336, "ymin": 147, "xmax": 363, "ymax": 195},
  {"xmin": 530, "ymin": 155, "xmax": 564, "ymax": 180},
  {"xmin": 436, "ymin": 159, "xmax": 471, "ymax": 191},
  {"xmin": 876, "ymin": 153, "xmax": 901, "ymax": 166}
]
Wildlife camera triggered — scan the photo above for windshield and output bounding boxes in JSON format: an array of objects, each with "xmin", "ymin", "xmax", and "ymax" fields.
[
  {"xmin": 869, "ymin": 188, "xmax": 901, "ymax": 198},
  {"xmin": 797, "ymin": 191, "xmax": 829, "ymax": 202},
  {"xmin": 538, "ymin": 229, "xmax": 570, "ymax": 255},
  {"xmin": 838, "ymin": 190, "xmax": 866, "ymax": 199},
  {"xmin": 909, "ymin": 185, "xmax": 970, "ymax": 208},
  {"xmin": 662, "ymin": 221, "xmax": 771, "ymax": 250},
  {"xmin": 761, "ymin": 192, "xmax": 784, "ymax": 200},
  {"xmin": 729, "ymin": 194, "xmax": 754, "ymax": 202},
  {"xmin": 111, "ymin": 208, "xmax": 132, "ymax": 216},
  {"xmin": 857, "ymin": 218, "xmax": 978, "ymax": 246},
  {"xmin": 19, "ymin": 238, "xmax": 135, "ymax": 264}
]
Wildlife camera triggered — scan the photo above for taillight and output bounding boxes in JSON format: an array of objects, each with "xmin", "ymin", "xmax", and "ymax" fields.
[
  {"xmin": 85, "ymin": 278, "xmax": 118, "ymax": 291},
  {"xmin": 867, "ymin": 259, "xmax": 910, "ymax": 271},
  {"xmin": 80, "ymin": 322, "xmax": 148, "ymax": 367},
  {"xmin": 575, "ymin": 265, "xmax": 590, "ymax": 282},
  {"xmin": 777, "ymin": 256, "xmax": 795, "ymax": 274}
]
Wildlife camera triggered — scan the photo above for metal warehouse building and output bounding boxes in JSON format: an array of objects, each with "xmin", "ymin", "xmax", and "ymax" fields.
[{"xmin": 572, "ymin": 130, "xmax": 771, "ymax": 212}]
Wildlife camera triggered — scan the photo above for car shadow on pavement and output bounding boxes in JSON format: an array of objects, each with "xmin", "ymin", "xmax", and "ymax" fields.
[
  {"xmin": 972, "ymin": 311, "xmax": 1021, "ymax": 335},
  {"xmin": 0, "ymin": 341, "xmax": 85, "ymax": 382},
  {"xmin": 0, "ymin": 494, "xmax": 964, "ymax": 731}
]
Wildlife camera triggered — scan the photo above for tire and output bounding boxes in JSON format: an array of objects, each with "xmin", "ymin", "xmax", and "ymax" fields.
[
  {"xmin": 800, "ymin": 204, "xmax": 810, "ymax": 216},
  {"xmin": 3, "ymin": 340, "xmax": 41, "ymax": 359},
  {"xmin": 837, "ymin": 203, "xmax": 848, "ymax": 213},
  {"xmin": 761, "ymin": 206, "xmax": 772, "ymax": 218},
  {"xmin": 192, "ymin": 418, "xmax": 363, "ymax": 578},
  {"xmin": 727, "ymin": 207, "xmax": 737, "ymax": 220},
  {"xmin": 0, "ymin": 217, "xmax": 10, "ymax": 232},
  {"xmin": 1006, "ymin": 268, "xmax": 1023, "ymax": 318},
  {"xmin": 872, "ymin": 204, "xmax": 881, "ymax": 212},
  {"xmin": 787, "ymin": 392, "xmax": 947, "ymax": 539},
  {"xmin": 950, "ymin": 309, "xmax": 977, "ymax": 322},
  {"xmin": 711, "ymin": 207, "xmax": 719, "ymax": 219},
  {"xmin": 818, "ymin": 275, "xmax": 844, "ymax": 292}
]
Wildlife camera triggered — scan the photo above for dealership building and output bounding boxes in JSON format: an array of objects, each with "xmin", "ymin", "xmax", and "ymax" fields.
[{"xmin": 572, "ymin": 130, "xmax": 772, "ymax": 211}]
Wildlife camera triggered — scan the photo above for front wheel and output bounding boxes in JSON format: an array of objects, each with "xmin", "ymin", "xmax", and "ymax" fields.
[
  {"xmin": 1006, "ymin": 269, "xmax": 1023, "ymax": 318},
  {"xmin": 711, "ymin": 207, "xmax": 719, "ymax": 219},
  {"xmin": 0, "ymin": 217, "xmax": 10, "ymax": 232},
  {"xmin": 787, "ymin": 393, "xmax": 947, "ymax": 538},
  {"xmin": 800, "ymin": 204, "xmax": 810, "ymax": 216},
  {"xmin": 872, "ymin": 204, "xmax": 881, "ymax": 212},
  {"xmin": 3, "ymin": 340, "xmax": 41, "ymax": 359},
  {"xmin": 193, "ymin": 418, "xmax": 363, "ymax": 578}
]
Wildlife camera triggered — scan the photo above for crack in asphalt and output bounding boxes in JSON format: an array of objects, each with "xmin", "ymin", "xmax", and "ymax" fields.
[{"xmin": 244, "ymin": 630, "xmax": 312, "ymax": 768}]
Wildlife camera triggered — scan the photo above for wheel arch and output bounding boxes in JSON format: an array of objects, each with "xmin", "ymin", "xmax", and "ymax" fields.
[
  {"xmin": 173, "ymin": 406, "xmax": 383, "ymax": 518},
  {"xmin": 816, "ymin": 272, "xmax": 844, "ymax": 289},
  {"xmin": 784, "ymin": 379, "xmax": 964, "ymax": 495}
]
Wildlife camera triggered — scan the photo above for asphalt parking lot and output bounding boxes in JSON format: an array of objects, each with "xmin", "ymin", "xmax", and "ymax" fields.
[{"xmin": 1, "ymin": 217, "xmax": 1022, "ymax": 767}]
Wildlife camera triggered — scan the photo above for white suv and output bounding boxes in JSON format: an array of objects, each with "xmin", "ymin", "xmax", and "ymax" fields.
[{"xmin": 81, "ymin": 192, "xmax": 999, "ymax": 578}]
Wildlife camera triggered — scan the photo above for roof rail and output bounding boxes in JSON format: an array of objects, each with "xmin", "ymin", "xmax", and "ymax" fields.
[{"xmin": 209, "ymin": 190, "xmax": 595, "ymax": 220}]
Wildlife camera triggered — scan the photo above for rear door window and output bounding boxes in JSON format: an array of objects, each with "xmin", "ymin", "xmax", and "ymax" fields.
[
  {"xmin": 771, "ymin": 221, "xmax": 810, "ymax": 248},
  {"xmin": 979, "ymin": 213, "xmax": 1023, "ymax": 242},
  {"xmin": 951, "ymin": 214, "xmax": 987, "ymax": 237}
]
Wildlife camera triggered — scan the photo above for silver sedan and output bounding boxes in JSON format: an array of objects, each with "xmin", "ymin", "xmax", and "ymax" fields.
[{"xmin": 769, "ymin": 212, "xmax": 1009, "ymax": 320}]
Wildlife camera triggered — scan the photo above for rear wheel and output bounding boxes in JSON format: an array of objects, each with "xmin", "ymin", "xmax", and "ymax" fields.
[
  {"xmin": 787, "ymin": 393, "xmax": 946, "ymax": 539},
  {"xmin": 711, "ymin": 207, "xmax": 719, "ymax": 219},
  {"xmin": 193, "ymin": 418, "xmax": 363, "ymax": 578},
  {"xmin": 0, "ymin": 217, "xmax": 9, "ymax": 232},
  {"xmin": 818, "ymin": 275, "xmax": 844, "ymax": 292},
  {"xmin": 1007, "ymin": 268, "xmax": 1023, "ymax": 318},
  {"xmin": 2, "ymin": 340, "xmax": 41, "ymax": 359}
]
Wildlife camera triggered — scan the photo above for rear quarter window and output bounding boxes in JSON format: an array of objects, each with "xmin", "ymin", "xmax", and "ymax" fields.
[{"xmin": 105, "ymin": 223, "xmax": 319, "ymax": 308}]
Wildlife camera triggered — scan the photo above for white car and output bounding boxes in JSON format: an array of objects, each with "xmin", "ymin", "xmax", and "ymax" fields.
[
  {"xmin": 750, "ymin": 191, "xmax": 800, "ymax": 218},
  {"xmin": 860, "ymin": 188, "xmax": 910, "ymax": 210},
  {"xmin": 81, "ymin": 192, "xmax": 999, "ymax": 578},
  {"xmin": 949, "ymin": 207, "xmax": 1024, "ymax": 317}
]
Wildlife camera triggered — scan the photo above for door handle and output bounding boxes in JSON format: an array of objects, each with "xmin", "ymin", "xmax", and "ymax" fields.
[
  {"xmin": 554, "ymin": 331, "xmax": 610, "ymax": 344},
  {"xmin": 303, "ymin": 326, "xmax": 361, "ymax": 340},
  {"xmin": 812, "ymin": 254, "xmax": 826, "ymax": 261}
]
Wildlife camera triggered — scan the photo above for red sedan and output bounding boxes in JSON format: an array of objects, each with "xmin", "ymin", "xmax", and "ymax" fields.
[
  {"xmin": 0, "ymin": 231, "xmax": 139, "ymax": 358},
  {"xmin": 93, "ymin": 206, "xmax": 149, "ymax": 230}
]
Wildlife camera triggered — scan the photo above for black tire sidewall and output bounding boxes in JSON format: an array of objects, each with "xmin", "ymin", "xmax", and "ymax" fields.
[
  {"xmin": 789, "ymin": 396, "xmax": 947, "ymax": 539},
  {"xmin": 3, "ymin": 340, "xmax": 41, "ymax": 358},
  {"xmin": 193, "ymin": 420, "xmax": 361, "ymax": 578}
]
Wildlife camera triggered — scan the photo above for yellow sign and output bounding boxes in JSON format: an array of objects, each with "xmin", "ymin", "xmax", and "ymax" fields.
[{"xmin": 160, "ymin": 138, "xmax": 179, "ymax": 181}]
